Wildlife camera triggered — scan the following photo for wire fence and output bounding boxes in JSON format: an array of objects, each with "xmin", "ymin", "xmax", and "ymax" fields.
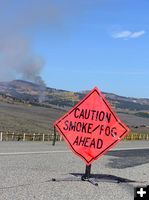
[
  {"xmin": 0, "ymin": 132, "xmax": 62, "ymax": 142},
  {"xmin": 123, "ymin": 132, "xmax": 149, "ymax": 140},
  {"xmin": 0, "ymin": 131, "xmax": 149, "ymax": 142}
]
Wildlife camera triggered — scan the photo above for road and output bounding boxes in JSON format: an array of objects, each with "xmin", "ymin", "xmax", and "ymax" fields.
[{"xmin": 0, "ymin": 141, "xmax": 149, "ymax": 200}]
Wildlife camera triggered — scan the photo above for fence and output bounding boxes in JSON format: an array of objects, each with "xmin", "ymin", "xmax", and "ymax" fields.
[
  {"xmin": 0, "ymin": 132, "xmax": 149, "ymax": 142},
  {"xmin": 0, "ymin": 132, "xmax": 62, "ymax": 142},
  {"xmin": 123, "ymin": 132, "xmax": 149, "ymax": 140}
]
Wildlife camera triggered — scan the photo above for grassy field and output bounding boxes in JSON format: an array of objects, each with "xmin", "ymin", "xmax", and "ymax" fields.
[
  {"xmin": 0, "ymin": 101, "xmax": 149, "ymax": 136},
  {"xmin": 117, "ymin": 112, "xmax": 149, "ymax": 134},
  {"xmin": 0, "ymin": 102, "xmax": 64, "ymax": 134}
]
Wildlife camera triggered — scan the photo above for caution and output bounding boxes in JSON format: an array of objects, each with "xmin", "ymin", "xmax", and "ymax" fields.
[{"xmin": 54, "ymin": 87, "xmax": 130, "ymax": 165}]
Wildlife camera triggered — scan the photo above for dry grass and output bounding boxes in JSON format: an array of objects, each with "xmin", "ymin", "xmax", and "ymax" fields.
[{"xmin": 0, "ymin": 102, "xmax": 64, "ymax": 134}]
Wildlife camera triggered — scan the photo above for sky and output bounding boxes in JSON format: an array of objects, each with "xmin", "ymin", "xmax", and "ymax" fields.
[{"xmin": 0, "ymin": 0, "xmax": 149, "ymax": 98}]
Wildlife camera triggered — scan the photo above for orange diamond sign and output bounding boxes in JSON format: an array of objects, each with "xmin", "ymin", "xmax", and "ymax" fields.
[{"xmin": 54, "ymin": 87, "xmax": 130, "ymax": 165}]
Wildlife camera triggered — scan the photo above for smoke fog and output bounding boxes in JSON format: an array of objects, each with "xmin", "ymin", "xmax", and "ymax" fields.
[
  {"xmin": 0, "ymin": 35, "xmax": 42, "ymax": 81},
  {"xmin": 0, "ymin": 0, "xmax": 63, "ymax": 102},
  {"xmin": 0, "ymin": 0, "xmax": 100, "ymax": 102},
  {"xmin": 0, "ymin": 0, "xmax": 62, "ymax": 83}
]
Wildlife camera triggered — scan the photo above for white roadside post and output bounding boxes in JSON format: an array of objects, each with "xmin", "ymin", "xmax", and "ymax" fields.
[
  {"xmin": 33, "ymin": 133, "xmax": 35, "ymax": 141},
  {"xmin": 43, "ymin": 134, "xmax": 45, "ymax": 142},
  {"xmin": 0, "ymin": 132, "xmax": 2, "ymax": 141},
  {"xmin": 23, "ymin": 133, "xmax": 26, "ymax": 141},
  {"xmin": 12, "ymin": 132, "xmax": 14, "ymax": 141}
]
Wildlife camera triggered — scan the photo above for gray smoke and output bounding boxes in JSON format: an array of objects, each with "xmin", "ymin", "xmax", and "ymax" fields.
[
  {"xmin": 0, "ymin": 35, "xmax": 42, "ymax": 80},
  {"xmin": 0, "ymin": 0, "xmax": 101, "ymax": 100},
  {"xmin": 0, "ymin": 0, "xmax": 62, "ymax": 83},
  {"xmin": 0, "ymin": 0, "xmax": 62, "ymax": 102},
  {"xmin": 0, "ymin": 34, "xmax": 46, "ymax": 102}
]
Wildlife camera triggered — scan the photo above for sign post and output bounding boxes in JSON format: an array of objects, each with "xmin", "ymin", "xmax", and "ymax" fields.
[
  {"xmin": 52, "ymin": 87, "xmax": 130, "ymax": 185},
  {"xmin": 52, "ymin": 126, "xmax": 57, "ymax": 146},
  {"xmin": 81, "ymin": 164, "xmax": 98, "ymax": 186}
]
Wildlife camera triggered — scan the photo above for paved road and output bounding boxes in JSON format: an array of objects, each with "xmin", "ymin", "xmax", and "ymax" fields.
[{"xmin": 0, "ymin": 141, "xmax": 149, "ymax": 200}]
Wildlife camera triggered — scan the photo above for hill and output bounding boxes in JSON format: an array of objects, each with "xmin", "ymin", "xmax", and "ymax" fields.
[
  {"xmin": 0, "ymin": 80, "xmax": 149, "ymax": 135},
  {"xmin": 0, "ymin": 101, "xmax": 64, "ymax": 134},
  {"xmin": 0, "ymin": 80, "xmax": 149, "ymax": 111}
]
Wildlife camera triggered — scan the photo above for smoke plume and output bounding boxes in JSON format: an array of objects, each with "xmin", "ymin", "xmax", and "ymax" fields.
[
  {"xmin": 0, "ymin": 35, "xmax": 42, "ymax": 80},
  {"xmin": 0, "ymin": 0, "xmax": 101, "ymax": 93},
  {"xmin": 0, "ymin": 0, "xmax": 62, "ymax": 83},
  {"xmin": 0, "ymin": 0, "xmax": 63, "ymax": 102}
]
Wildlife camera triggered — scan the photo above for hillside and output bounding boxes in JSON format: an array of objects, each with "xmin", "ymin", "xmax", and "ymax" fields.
[
  {"xmin": 0, "ymin": 80, "xmax": 149, "ymax": 111},
  {"xmin": 0, "ymin": 101, "xmax": 64, "ymax": 134},
  {"xmin": 0, "ymin": 80, "xmax": 81, "ymax": 108},
  {"xmin": 0, "ymin": 80, "xmax": 149, "ymax": 135}
]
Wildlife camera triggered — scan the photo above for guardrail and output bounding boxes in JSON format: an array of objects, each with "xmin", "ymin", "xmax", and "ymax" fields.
[{"xmin": 0, "ymin": 132, "xmax": 149, "ymax": 141}]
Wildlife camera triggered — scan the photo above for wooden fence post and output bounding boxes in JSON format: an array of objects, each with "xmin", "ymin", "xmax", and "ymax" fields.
[
  {"xmin": 33, "ymin": 133, "xmax": 35, "ymax": 141},
  {"xmin": 0, "ymin": 132, "xmax": 2, "ymax": 141},
  {"xmin": 60, "ymin": 135, "xmax": 63, "ymax": 141},
  {"xmin": 12, "ymin": 132, "xmax": 14, "ymax": 141},
  {"xmin": 23, "ymin": 133, "xmax": 26, "ymax": 141},
  {"xmin": 131, "ymin": 134, "xmax": 133, "ymax": 140},
  {"xmin": 43, "ymin": 134, "xmax": 45, "ymax": 142}
]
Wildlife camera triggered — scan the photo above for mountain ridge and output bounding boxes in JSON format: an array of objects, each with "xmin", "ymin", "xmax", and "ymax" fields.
[
  {"xmin": 0, "ymin": 80, "xmax": 149, "ymax": 134},
  {"xmin": 0, "ymin": 80, "xmax": 149, "ymax": 111}
]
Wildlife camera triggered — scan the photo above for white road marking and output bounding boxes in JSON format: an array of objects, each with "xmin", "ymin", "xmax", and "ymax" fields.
[
  {"xmin": 0, "ymin": 146, "xmax": 149, "ymax": 156},
  {"xmin": 0, "ymin": 150, "xmax": 69, "ymax": 156},
  {"xmin": 113, "ymin": 146, "xmax": 149, "ymax": 151}
]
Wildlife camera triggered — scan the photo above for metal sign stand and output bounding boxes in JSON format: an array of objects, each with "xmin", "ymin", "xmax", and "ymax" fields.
[
  {"xmin": 81, "ymin": 165, "xmax": 98, "ymax": 186},
  {"xmin": 52, "ymin": 126, "xmax": 56, "ymax": 146},
  {"xmin": 51, "ymin": 131, "xmax": 97, "ymax": 186},
  {"xmin": 51, "ymin": 163, "xmax": 135, "ymax": 185},
  {"xmin": 51, "ymin": 128, "xmax": 128, "ymax": 186},
  {"xmin": 52, "ymin": 164, "xmax": 98, "ymax": 186}
]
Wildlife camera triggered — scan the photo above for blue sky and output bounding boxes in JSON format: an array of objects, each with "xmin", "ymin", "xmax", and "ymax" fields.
[{"xmin": 0, "ymin": 0, "xmax": 149, "ymax": 98}]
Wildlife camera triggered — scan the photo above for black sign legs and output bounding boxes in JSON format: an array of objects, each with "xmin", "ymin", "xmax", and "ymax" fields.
[
  {"xmin": 82, "ymin": 164, "xmax": 91, "ymax": 180},
  {"xmin": 52, "ymin": 126, "xmax": 56, "ymax": 146},
  {"xmin": 81, "ymin": 165, "xmax": 98, "ymax": 186},
  {"xmin": 51, "ymin": 164, "xmax": 98, "ymax": 186}
]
